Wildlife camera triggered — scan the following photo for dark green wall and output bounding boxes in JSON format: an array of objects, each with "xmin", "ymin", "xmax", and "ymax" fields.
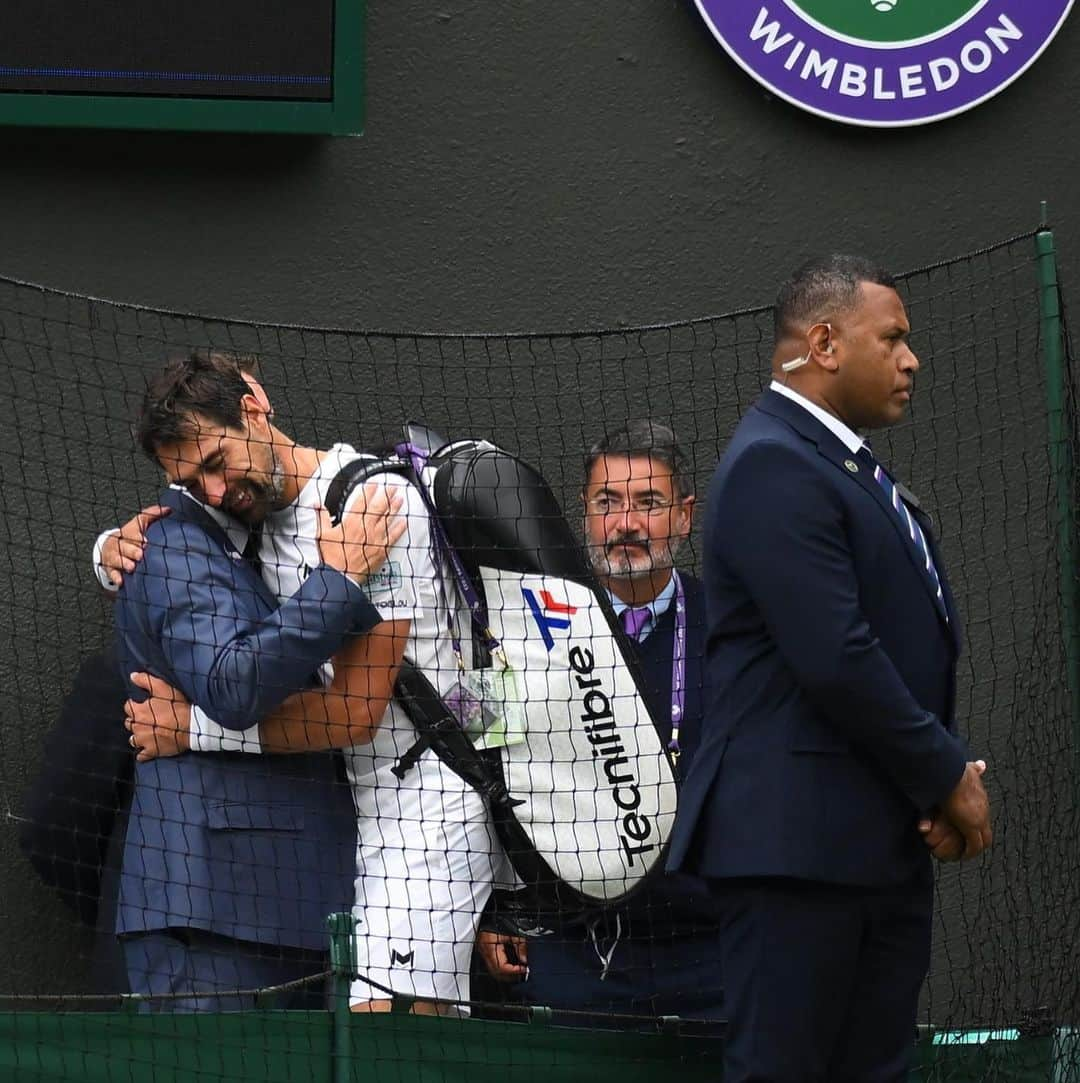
[{"xmin": 0, "ymin": 3, "xmax": 1075, "ymax": 332}]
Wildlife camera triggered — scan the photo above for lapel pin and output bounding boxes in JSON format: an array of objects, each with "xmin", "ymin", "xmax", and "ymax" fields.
[{"xmin": 844, "ymin": 460, "xmax": 859, "ymax": 473}]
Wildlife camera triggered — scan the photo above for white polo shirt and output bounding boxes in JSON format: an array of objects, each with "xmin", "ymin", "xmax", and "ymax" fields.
[{"xmin": 259, "ymin": 443, "xmax": 467, "ymax": 775}]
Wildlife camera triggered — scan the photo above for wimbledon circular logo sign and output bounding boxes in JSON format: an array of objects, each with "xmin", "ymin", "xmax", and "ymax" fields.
[{"xmin": 694, "ymin": 0, "xmax": 1074, "ymax": 126}]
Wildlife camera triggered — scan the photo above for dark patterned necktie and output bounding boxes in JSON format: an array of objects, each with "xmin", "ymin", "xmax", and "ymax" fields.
[
  {"xmin": 858, "ymin": 446, "xmax": 945, "ymax": 614},
  {"xmin": 241, "ymin": 525, "xmax": 263, "ymax": 576}
]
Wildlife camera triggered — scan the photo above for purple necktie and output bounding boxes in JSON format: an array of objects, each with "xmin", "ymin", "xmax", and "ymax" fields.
[{"xmin": 621, "ymin": 606, "xmax": 651, "ymax": 640}]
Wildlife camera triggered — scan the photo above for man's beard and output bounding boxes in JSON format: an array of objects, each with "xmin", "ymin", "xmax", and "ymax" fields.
[
  {"xmin": 588, "ymin": 533, "xmax": 681, "ymax": 581},
  {"xmin": 224, "ymin": 453, "xmax": 286, "ymax": 525}
]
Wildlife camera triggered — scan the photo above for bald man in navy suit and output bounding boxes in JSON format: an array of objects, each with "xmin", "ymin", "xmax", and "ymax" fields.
[{"xmin": 668, "ymin": 255, "xmax": 992, "ymax": 1081}]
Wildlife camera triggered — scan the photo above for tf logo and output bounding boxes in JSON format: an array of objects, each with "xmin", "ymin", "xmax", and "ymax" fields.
[{"xmin": 522, "ymin": 588, "xmax": 578, "ymax": 651}]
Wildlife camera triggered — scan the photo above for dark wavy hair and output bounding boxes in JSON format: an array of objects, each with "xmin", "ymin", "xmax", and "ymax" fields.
[{"xmin": 136, "ymin": 350, "xmax": 259, "ymax": 460}]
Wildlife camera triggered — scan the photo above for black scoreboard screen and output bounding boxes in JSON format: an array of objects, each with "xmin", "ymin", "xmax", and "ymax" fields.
[{"xmin": 0, "ymin": 1, "xmax": 363, "ymax": 135}]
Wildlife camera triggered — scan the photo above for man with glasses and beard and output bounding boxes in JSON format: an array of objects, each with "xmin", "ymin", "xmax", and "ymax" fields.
[{"xmin": 476, "ymin": 421, "xmax": 723, "ymax": 1031}]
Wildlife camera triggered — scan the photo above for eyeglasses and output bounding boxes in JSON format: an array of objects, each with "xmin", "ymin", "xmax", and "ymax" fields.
[{"xmin": 586, "ymin": 496, "xmax": 679, "ymax": 516}]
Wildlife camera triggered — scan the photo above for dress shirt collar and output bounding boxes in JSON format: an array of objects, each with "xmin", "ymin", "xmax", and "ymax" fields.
[
  {"xmin": 173, "ymin": 484, "xmax": 250, "ymax": 554},
  {"xmin": 608, "ymin": 571, "xmax": 677, "ymax": 642},
  {"xmin": 769, "ymin": 380, "xmax": 864, "ymax": 454}
]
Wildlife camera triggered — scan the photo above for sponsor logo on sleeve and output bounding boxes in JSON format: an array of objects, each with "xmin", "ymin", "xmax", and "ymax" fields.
[
  {"xmin": 694, "ymin": 0, "xmax": 1073, "ymax": 126},
  {"xmin": 365, "ymin": 560, "xmax": 403, "ymax": 596}
]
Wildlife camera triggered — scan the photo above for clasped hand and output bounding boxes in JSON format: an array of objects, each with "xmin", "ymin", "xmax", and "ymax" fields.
[{"xmin": 918, "ymin": 760, "xmax": 992, "ymax": 863}]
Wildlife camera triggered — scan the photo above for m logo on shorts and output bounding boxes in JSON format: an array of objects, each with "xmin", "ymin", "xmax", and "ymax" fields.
[
  {"xmin": 389, "ymin": 948, "xmax": 414, "ymax": 967},
  {"xmin": 693, "ymin": 0, "xmax": 1073, "ymax": 126}
]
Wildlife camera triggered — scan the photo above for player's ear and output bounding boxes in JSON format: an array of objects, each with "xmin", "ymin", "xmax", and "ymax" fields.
[{"xmin": 239, "ymin": 375, "xmax": 273, "ymax": 427}]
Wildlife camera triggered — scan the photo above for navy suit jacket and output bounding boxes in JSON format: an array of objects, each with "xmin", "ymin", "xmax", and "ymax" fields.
[
  {"xmin": 668, "ymin": 390, "xmax": 969, "ymax": 888},
  {"xmin": 113, "ymin": 487, "xmax": 361, "ymax": 950}
]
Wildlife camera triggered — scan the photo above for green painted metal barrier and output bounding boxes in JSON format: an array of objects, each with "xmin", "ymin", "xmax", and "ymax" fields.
[
  {"xmin": 0, "ymin": 1011, "xmax": 723, "ymax": 1083},
  {"xmin": 2, "ymin": 1012, "xmax": 1078, "ymax": 1083}
]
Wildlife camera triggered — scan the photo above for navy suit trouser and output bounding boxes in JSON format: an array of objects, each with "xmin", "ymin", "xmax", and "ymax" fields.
[
  {"xmin": 121, "ymin": 929, "xmax": 328, "ymax": 1012},
  {"xmin": 709, "ymin": 875, "xmax": 932, "ymax": 1083},
  {"xmin": 521, "ymin": 921, "xmax": 725, "ymax": 1034}
]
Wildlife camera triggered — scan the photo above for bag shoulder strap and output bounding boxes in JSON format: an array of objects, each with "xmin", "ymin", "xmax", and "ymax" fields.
[
  {"xmin": 392, "ymin": 660, "xmax": 521, "ymax": 811},
  {"xmin": 324, "ymin": 455, "xmax": 413, "ymax": 526},
  {"xmin": 324, "ymin": 451, "xmax": 508, "ymax": 796}
]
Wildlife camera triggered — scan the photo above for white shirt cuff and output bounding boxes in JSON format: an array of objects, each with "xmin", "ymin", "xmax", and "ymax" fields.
[
  {"xmin": 189, "ymin": 704, "xmax": 262, "ymax": 754},
  {"xmin": 93, "ymin": 528, "xmax": 121, "ymax": 592}
]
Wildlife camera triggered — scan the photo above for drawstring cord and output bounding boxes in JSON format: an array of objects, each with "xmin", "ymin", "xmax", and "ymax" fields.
[{"xmin": 588, "ymin": 911, "xmax": 623, "ymax": 981}]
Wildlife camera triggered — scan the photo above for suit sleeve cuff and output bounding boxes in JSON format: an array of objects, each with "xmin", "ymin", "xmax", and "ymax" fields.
[
  {"xmin": 915, "ymin": 737, "xmax": 968, "ymax": 812},
  {"xmin": 92, "ymin": 528, "xmax": 121, "ymax": 592},
  {"xmin": 309, "ymin": 564, "xmax": 385, "ymax": 637}
]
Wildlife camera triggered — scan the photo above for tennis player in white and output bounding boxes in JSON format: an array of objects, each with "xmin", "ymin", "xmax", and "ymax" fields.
[{"xmin": 96, "ymin": 350, "xmax": 506, "ymax": 1014}]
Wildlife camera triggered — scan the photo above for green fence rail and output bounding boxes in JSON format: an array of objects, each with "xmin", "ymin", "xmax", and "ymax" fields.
[
  {"xmin": 1, "ymin": 1011, "xmax": 1077, "ymax": 1083},
  {"xmin": 4, "ymin": 912, "xmax": 1074, "ymax": 1082}
]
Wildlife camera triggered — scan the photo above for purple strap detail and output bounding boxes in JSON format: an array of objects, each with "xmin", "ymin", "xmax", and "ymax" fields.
[
  {"xmin": 668, "ymin": 571, "xmax": 686, "ymax": 762},
  {"xmin": 394, "ymin": 441, "xmax": 501, "ymax": 654}
]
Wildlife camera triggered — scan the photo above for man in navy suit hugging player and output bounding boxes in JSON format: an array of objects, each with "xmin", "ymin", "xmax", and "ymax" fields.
[
  {"xmin": 109, "ymin": 354, "xmax": 405, "ymax": 1009},
  {"xmin": 668, "ymin": 256, "xmax": 993, "ymax": 1081},
  {"xmin": 478, "ymin": 421, "xmax": 723, "ymax": 1030}
]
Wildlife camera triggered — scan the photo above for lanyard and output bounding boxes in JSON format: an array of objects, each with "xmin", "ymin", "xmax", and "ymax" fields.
[
  {"xmin": 396, "ymin": 442, "xmax": 504, "ymax": 666},
  {"xmin": 668, "ymin": 570, "xmax": 687, "ymax": 767}
]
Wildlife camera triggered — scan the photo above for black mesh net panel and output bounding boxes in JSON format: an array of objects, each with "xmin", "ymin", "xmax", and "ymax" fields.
[{"xmin": 0, "ymin": 230, "xmax": 1077, "ymax": 1081}]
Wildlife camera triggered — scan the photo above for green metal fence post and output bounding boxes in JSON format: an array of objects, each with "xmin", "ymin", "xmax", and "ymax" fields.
[
  {"xmin": 327, "ymin": 912, "xmax": 358, "ymax": 1083},
  {"xmin": 1034, "ymin": 210, "xmax": 1080, "ymax": 757}
]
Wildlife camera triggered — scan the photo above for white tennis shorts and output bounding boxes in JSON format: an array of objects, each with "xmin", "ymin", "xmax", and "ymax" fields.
[{"xmin": 347, "ymin": 749, "xmax": 504, "ymax": 1007}]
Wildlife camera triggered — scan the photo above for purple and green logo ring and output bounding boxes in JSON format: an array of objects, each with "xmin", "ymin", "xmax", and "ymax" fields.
[{"xmin": 694, "ymin": 1, "xmax": 1074, "ymax": 127}]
